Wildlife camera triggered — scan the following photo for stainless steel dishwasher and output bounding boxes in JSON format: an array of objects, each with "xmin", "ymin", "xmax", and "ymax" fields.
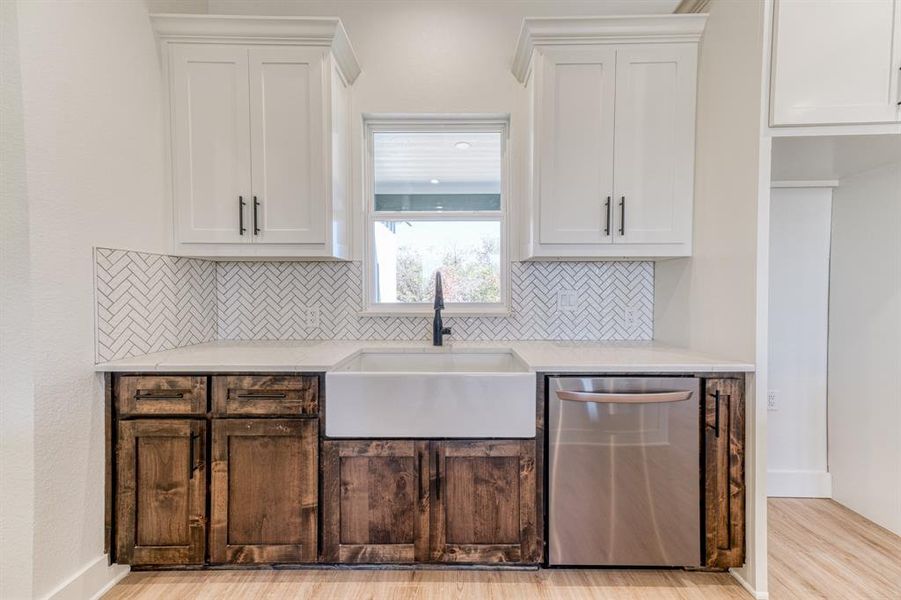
[{"xmin": 548, "ymin": 376, "xmax": 701, "ymax": 567}]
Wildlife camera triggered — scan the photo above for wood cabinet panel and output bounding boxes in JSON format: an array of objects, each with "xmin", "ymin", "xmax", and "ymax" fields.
[
  {"xmin": 704, "ymin": 378, "xmax": 745, "ymax": 568},
  {"xmin": 431, "ymin": 440, "xmax": 538, "ymax": 563},
  {"xmin": 116, "ymin": 375, "xmax": 207, "ymax": 416},
  {"xmin": 322, "ymin": 440, "xmax": 429, "ymax": 563},
  {"xmin": 210, "ymin": 419, "xmax": 318, "ymax": 564},
  {"xmin": 116, "ymin": 419, "xmax": 206, "ymax": 565},
  {"xmin": 212, "ymin": 375, "xmax": 318, "ymax": 416}
]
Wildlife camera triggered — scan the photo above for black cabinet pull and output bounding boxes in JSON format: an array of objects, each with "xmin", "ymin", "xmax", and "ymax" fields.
[
  {"xmin": 619, "ymin": 196, "xmax": 626, "ymax": 235},
  {"xmin": 235, "ymin": 393, "xmax": 287, "ymax": 399},
  {"xmin": 435, "ymin": 448, "xmax": 441, "ymax": 500},
  {"xmin": 188, "ymin": 432, "xmax": 199, "ymax": 479},
  {"xmin": 253, "ymin": 196, "xmax": 260, "ymax": 235},
  {"xmin": 604, "ymin": 196, "xmax": 611, "ymax": 235},
  {"xmin": 238, "ymin": 196, "xmax": 246, "ymax": 235},
  {"xmin": 418, "ymin": 450, "xmax": 426, "ymax": 500},
  {"xmin": 135, "ymin": 391, "xmax": 184, "ymax": 400},
  {"xmin": 713, "ymin": 390, "xmax": 720, "ymax": 438}
]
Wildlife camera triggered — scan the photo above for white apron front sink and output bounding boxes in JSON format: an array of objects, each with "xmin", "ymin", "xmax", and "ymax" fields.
[{"xmin": 325, "ymin": 349, "xmax": 536, "ymax": 438}]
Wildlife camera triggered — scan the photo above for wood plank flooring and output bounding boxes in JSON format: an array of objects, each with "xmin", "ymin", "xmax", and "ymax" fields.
[
  {"xmin": 104, "ymin": 499, "xmax": 901, "ymax": 600},
  {"xmin": 767, "ymin": 498, "xmax": 900, "ymax": 599}
]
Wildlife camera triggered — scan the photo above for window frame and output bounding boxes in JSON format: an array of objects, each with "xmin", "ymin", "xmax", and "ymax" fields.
[{"xmin": 362, "ymin": 115, "xmax": 511, "ymax": 316}]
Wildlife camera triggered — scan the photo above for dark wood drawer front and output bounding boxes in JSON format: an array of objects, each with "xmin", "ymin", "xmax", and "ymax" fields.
[
  {"xmin": 212, "ymin": 375, "xmax": 318, "ymax": 416},
  {"xmin": 116, "ymin": 376, "xmax": 207, "ymax": 416}
]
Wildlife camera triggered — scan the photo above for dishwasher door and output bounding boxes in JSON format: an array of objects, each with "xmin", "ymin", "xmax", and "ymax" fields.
[{"xmin": 548, "ymin": 376, "xmax": 701, "ymax": 567}]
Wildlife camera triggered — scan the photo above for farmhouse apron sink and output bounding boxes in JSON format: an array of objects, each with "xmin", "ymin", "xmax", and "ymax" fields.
[{"xmin": 325, "ymin": 349, "xmax": 536, "ymax": 438}]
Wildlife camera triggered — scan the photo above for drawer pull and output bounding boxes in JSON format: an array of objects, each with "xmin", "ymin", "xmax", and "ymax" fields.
[
  {"xmin": 235, "ymin": 392, "xmax": 287, "ymax": 399},
  {"xmin": 135, "ymin": 391, "xmax": 185, "ymax": 400}
]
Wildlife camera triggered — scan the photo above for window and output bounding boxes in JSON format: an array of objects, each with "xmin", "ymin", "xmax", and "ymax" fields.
[{"xmin": 365, "ymin": 118, "xmax": 508, "ymax": 314}]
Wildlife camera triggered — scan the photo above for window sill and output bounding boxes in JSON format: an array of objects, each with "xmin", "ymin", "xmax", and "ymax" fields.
[{"xmin": 359, "ymin": 306, "xmax": 511, "ymax": 318}]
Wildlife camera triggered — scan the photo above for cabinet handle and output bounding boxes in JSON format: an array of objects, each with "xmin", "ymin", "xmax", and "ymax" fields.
[
  {"xmin": 604, "ymin": 196, "xmax": 611, "ymax": 235},
  {"xmin": 709, "ymin": 390, "xmax": 730, "ymax": 439},
  {"xmin": 235, "ymin": 393, "xmax": 287, "ymax": 399},
  {"xmin": 188, "ymin": 432, "xmax": 200, "ymax": 479},
  {"xmin": 253, "ymin": 196, "xmax": 260, "ymax": 235},
  {"xmin": 435, "ymin": 448, "xmax": 441, "ymax": 500},
  {"xmin": 619, "ymin": 196, "xmax": 626, "ymax": 236},
  {"xmin": 135, "ymin": 391, "xmax": 184, "ymax": 400},
  {"xmin": 418, "ymin": 450, "xmax": 426, "ymax": 500},
  {"xmin": 238, "ymin": 196, "xmax": 246, "ymax": 235}
]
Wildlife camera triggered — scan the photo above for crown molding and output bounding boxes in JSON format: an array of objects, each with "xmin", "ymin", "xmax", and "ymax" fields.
[
  {"xmin": 150, "ymin": 14, "xmax": 361, "ymax": 84},
  {"xmin": 511, "ymin": 14, "xmax": 708, "ymax": 83}
]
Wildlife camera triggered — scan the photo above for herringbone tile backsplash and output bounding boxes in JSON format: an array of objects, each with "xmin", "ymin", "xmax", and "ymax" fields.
[
  {"xmin": 94, "ymin": 248, "xmax": 217, "ymax": 362},
  {"xmin": 95, "ymin": 249, "xmax": 654, "ymax": 362}
]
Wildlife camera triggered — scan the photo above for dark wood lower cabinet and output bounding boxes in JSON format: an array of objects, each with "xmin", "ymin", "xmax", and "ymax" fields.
[
  {"xmin": 322, "ymin": 440, "xmax": 429, "ymax": 563},
  {"xmin": 704, "ymin": 377, "xmax": 746, "ymax": 568},
  {"xmin": 321, "ymin": 439, "xmax": 539, "ymax": 564},
  {"xmin": 431, "ymin": 440, "xmax": 539, "ymax": 563},
  {"xmin": 116, "ymin": 419, "xmax": 206, "ymax": 566},
  {"xmin": 210, "ymin": 419, "xmax": 318, "ymax": 564}
]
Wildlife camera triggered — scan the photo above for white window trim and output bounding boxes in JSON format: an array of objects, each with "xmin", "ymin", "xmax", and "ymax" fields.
[{"xmin": 361, "ymin": 115, "xmax": 511, "ymax": 317}]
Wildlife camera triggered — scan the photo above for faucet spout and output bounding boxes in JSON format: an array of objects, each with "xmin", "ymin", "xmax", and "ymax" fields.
[{"xmin": 432, "ymin": 271, "xmax": 451, "ymax": 346}]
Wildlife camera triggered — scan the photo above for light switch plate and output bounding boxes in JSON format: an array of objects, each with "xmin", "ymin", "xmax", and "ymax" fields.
[
  {"xmin": 556, "ymin": 290, "xmax": 578, "ymax": 312},
  {"xmin": 624, "ymin": 305, "xmax": 639, "ymax": 331}
]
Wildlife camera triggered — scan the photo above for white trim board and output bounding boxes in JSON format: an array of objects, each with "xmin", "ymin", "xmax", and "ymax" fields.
[
  {"xmin": 768, "ymin": 470, "xmax": 833, "ymax": 498},
  {"xmin": 770, "ymin": 180, "xmax": 839, "ymax": 188},
  {"xmin": 40, "ymin": 555, "xmax": 128, "ymax": 600}
]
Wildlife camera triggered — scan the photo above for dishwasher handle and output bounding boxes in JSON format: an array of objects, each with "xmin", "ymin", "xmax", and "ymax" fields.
[{"xmin": 555, "ymin": 390, "xmax": 693, "ymax": 404}]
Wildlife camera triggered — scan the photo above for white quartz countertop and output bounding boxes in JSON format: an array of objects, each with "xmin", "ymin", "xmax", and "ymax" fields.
[{"xmin": 95, "ymin": 340, "xmax": 754, "ymax": 373}]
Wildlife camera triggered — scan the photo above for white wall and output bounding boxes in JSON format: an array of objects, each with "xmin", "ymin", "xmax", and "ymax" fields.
[
  {"xmin": 10, "ymin": 0, "xmax": 172, "ymax": 597},
  {"xmin": 1, "ymin": 1, "xmax": 35, "ymax": 597},
  {"xmin": 653, "ymin": 0, "xmax": 767, "ymax": 594},
  {"xmin": 828, "ymin": 161, "xmax": 901, "ymax": 535},
  {"xmin": 767, "ymin": 186, "xmax": 832, "ymax": 498},
  {"xmin": 209, "ymin": 0, "xmax": 678, "ymax": 259}
]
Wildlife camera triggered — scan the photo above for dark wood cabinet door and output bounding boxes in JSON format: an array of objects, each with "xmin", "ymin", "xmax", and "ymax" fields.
[
  {"xmin": 210, "ymin": 419, "xmax": 318, "ymax": 564},
  {"xmin": 116, "ymin": 419, "xmax": 206, "ymax": 565},
  {"xmin": 704, "ymin": 377, "xmax": 746, "ymax": 568},
  {"xmin": 322, "ymin": 440, "xmax": 429, "ymax": 563},
  {"xmin": 431, "ymin": 440, "xmax": 538, "ymax": 564}
]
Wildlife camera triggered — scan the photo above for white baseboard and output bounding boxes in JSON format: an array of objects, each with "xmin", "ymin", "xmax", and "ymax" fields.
[
  {"xmin": 40, "ymin": 555, "xmax": 129, "ymax": 600},
  {"xmin": 730, "ymin": 568, "xmax": 769, "ymax": 599},
  {"xmin": 767, "ymin": 469, "xmax": 832, "ymax": 498}
]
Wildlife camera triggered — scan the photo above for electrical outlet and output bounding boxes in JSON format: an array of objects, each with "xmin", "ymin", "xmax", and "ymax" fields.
[
  {"xmin": 767, "ymin": 390, "xmax": 778, "ymax": 411},
  {"xmin": 302, "ymin": 305, "xmax": 320, "ymax": 330},
  {"xmin": 624, "ymin": 305, "xmax": 639, "ymax": 331},
  {"xmin": 556, "ymin": 290, "xmax": 578, "ymax": 312}
]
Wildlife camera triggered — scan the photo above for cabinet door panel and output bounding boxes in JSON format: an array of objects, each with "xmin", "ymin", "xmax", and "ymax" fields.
[
  {"xmin": 771, "ymin": 0, "xmax": 901, "ymax": 125},
  {"xmin": 249, "ymin": 47, "xmax": 326, "ymax": 244},
  {"xmin": 322, "ymin": 440, "xmax": 429, "ymax": 563},
  {"xmin": 210, "ymin": 419, "xmax": 318, "ymax": 564},
  {"xmin": 171, "ymin": 44, "xmax": 251, "ymax": 244},
  {"xmin": 431, "ymin": 440, "xmax": 538, "ymax": 563},
  {"xmin": 538, "ymin": 47, "xmax": 616, "ymax": 245},
  {"xmin": 704, "ymin": 378, "xmax": 745, "ymax": 568},
  {"xmin": 116, "ymin": 420, "xmax": 206, "ymax": 565},
  {"xmin": 613, "ymin": 44, "xmax": 695, "ymax": 245}
]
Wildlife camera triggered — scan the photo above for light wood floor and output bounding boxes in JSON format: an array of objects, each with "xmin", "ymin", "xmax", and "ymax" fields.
[{"xmin": 105, "ymin": 499, "xmax": 901, "ymax": 600}]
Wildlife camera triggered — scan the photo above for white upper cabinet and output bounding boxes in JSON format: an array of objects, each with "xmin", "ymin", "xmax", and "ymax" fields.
[
  {"xmin": 514, "ymin": 15, "xmax": 706, "ymax": 259},
  {"xmin": 153, "ymin": 15, "xmax": 360, "ymax": 259},
  {"xmin": 613, "ymin": 44, "xmax": 696, "ymax": 246},
  {"xmin": 171, "ymin": 44, "xmax": 251, "ymax": 245},
  {"xmin": 770, "ymin": 0, "xmax": 901, "ymax": 126},
  {"xmin": 537, "ymin": 47, "xmax": 616, "ymax": 245}
]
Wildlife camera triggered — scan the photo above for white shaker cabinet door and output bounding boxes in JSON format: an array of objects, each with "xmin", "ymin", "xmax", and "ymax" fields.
[
  {"xmin": 537, "ymin": 47, "xmax": 616, "ymax": 245},
  {"xmin": 171, "ymin": 44, "xmax": 251, "ymax": 244},
  {"xmin": 613, "ymin": 44, "xmax": 696, "ymax": 246},
  {"xmin": 771, "ymin": 0, "xmax": 901, "ymax": 126},
  {"xmin": 249, "ymin": 47, "xmax": 327, "ymax": 244}
]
